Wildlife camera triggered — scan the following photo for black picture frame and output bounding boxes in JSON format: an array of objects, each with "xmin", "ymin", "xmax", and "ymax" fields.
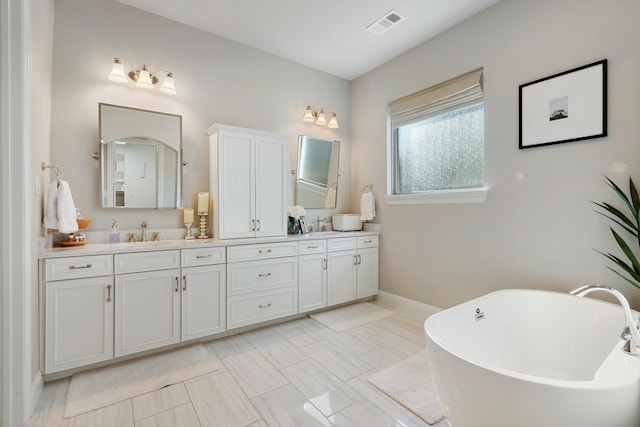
[
  {"xmin": 519, "ymin": 59, "xmax": 607, "ymax": 149},
  {"xmin": 298, "ymin": 217, "xmax": 309, "ymax": 234}
]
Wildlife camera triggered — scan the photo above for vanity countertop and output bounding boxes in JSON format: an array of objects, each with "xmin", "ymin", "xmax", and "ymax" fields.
[{"xmin": 39, "ymin": 230, "xmax": 380, "ymax": 259}]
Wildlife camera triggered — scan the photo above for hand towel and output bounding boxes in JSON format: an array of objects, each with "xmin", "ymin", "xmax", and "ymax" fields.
[
  {"xmin": 324, "ymin": 186, "xmax": 337, "ymax": 208},
  {"xmin": 44, "ymin": 179, "xmax": 79, "ymax": 233},
  {"xmin": 360, "ymin": 191, "xmax": 376, "ymax": 221}
]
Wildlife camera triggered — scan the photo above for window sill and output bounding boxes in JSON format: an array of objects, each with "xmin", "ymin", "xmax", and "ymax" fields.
[{"xmin": 385, "ymin": 187, "xmax": 489, "ymax": 205}]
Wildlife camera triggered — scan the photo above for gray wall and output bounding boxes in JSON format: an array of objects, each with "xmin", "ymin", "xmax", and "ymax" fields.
[
  {"xmin": 350, "ymin": 0, "xmax": 640, "ymax": 309},
  {"xmin": 50, "ymin": 0, "xmax": 350, "ymax": 233}
]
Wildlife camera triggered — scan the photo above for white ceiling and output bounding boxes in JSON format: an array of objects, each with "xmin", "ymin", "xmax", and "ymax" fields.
[{"xmin": 114, "ymin": 0, "xmax": 501, "ymax": 81}]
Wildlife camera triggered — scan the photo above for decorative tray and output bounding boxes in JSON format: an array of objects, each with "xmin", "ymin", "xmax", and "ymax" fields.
[{"xmin": 58, "ymin": 241, "xmax": 87, "ymax": 247}]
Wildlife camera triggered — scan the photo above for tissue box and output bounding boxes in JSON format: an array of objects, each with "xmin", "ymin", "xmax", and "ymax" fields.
[{"xmin": 332, "ymin": 214, "xmax": 362, "ymax": 231}]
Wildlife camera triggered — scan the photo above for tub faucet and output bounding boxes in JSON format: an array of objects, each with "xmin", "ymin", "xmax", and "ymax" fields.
[{"xmin": 570, "ymin": 284, "xmax": 640, "ymax": 356}]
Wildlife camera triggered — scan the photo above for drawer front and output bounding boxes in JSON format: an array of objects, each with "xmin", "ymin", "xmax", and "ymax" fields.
[
  {"xmin": 227, "ymin": 241, "xmax": 298, "ymax": 262},
  {"xmin": 115, "ymin": 250, "xmax": 181, "ymax": 274},
  {"xmin": 327, "ymin": 237, "xmax": 357, "ymax": 252},
  {"xmin": 228, "ymin": 257, "xmax": 297, "ymax": 295},
  {"xmin": 45, "ymin": 255, "xmax": 113, "ymax": 281},
  {"xmin": 298, "ymin": 239, "xmax": 327, "ymax": 254},
  {"xmin": 357, "ymin": 235, "xmax": 379, "ymax": 248},
  {"xmin": 227, "ymin": 287, "xmax": 298, "ymax": 329},
  {"xmin": 182, "ymin": 247, "xmax": 226, "ymax": 267}
]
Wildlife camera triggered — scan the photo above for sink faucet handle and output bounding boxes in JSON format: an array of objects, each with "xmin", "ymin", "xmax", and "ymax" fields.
[
  {"xmin": 127, "ymin": 232, "xmax": 136, "ymax": 243},
  {"xmin": 152, "ymin": 231, "xmax": 160, "ymax": 241}
]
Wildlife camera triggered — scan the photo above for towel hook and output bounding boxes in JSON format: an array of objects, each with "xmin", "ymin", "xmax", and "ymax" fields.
[
  {"xmin": 41, "ymin": 162, "xmax": 61, "ymax": 181},
  {"xmin": 362, "ymin": 184, "xmax": 373, "ymax": 193}
]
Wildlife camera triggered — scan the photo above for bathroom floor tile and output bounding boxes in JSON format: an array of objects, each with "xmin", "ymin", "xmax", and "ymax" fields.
[
  {"xmin": 280, "ymin": 358, "xmax": 342, "ymax": 398},
  {"xmin": 26, "ymin": 378, "xmax": 70, "ymax": 427},
  {"xmin": 134, "ymin": 403, "xmax": 200, "ymax": 427},
  {"xmin": 272, "ymin": 317, "xmax": 328, "ymax": 347},
  {"xmin": 251, "ymin": 384, "xmax": 332, "ymax": 427},
  {"xmin": 309, "ymin": 382, "xmax": 362, "ymax": 417},
  {"xmin": 243, "ymin": 327, "xmax": 309, "ymax": 369},
  {"xmin": 67, "ymin": 400, "xmax": 134, "ymax": 427},
  {"xmin": 186, "ymin": 371, "xmax": 261, "ymax": 427},
  {"xmin": 220, "ymin": 348, "xmax": 289, "ymax": 398},
  {"xmin": 301, "ymin": 340, "xmax": 373, "ymax": 381}
]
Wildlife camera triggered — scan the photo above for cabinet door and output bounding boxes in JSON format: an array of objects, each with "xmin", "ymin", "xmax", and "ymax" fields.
[
  {"xmin": 45, "ymin": 276, "xmax": 114, "ymax": 373},
  {"xmin": 357, "ymin": 247, "xmax": 379, "ymax": 299},
  {"xmin": 181, "ymin": 265, "xmax": 226, "ymax": 341},
  {"xmin": 218, "ymin": 131, "xmax": 255, "ymax": 238},
  {"xmin": 327, "ymin": 250, "xmax": 357, "ymax": 306},
  {"xmin": 255, "ymin": 137, "xmax": 287, "ymax": 237},
  {"xmin": 299, "ymin": 253, "xmax": 327, "ymax": 313},
  {"xmin": 115, "ymin": 269, "xmax": 180, "ymax": 357}
]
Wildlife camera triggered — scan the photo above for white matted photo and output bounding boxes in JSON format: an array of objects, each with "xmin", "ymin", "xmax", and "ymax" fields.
[{"xmin": 519, "ymin": 59, "xmax": 607, "ymax": 149}]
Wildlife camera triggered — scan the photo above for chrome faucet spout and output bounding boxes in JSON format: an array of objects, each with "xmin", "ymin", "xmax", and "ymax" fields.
[
  {"xmin": 570, "ymin": 284, "xmax": 640, "ymax": 355},
  {"xmin": 141, "ymin": 220, "xmax": 148, "ymax": 242}
]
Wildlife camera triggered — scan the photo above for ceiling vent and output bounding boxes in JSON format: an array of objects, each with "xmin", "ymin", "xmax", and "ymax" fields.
[{"xmin": 366, "ymin": 10, "xmax": 405, "ymax": 35}]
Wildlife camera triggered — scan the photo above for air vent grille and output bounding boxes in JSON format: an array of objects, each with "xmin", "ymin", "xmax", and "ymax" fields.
[{"xmin": 366, "ymin": 10, "xmax": 405, "ymax": 35}]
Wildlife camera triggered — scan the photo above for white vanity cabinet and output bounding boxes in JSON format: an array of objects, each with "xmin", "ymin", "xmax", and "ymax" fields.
[
  {"xmin": 226, "ymin": 241, "xmax": 298, "ymax": 329},
  {"xmin": 181, "ymin": 247, "xmax": 226, "ymax": 340},
  {"xmin": 114, "ymin": 251, "xmax": 181, "ymax": 357},
  {"xmin": 298, "ymin": 240, "xmax": 328, "ymax": 313},
  {"xmin": 208, "ymin": 124, "xmax": 288, "ymax": 239},
  {"xmin": 44, "ymin": 255, "xmax": 114, "ymax": 373},
  {"xmin": 326, "ymin": 235, "xmax": 379, "ymax": 306}
]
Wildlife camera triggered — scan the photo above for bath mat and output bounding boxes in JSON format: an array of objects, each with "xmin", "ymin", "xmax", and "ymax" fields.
[
  {"xmin": 64, "ymin": 343, "xmax": 220, "ymax": 418},
  {"xmin": 367, "ymin": 350, "xmax": 445, "ymax": 425},
  {"xmin": 309, "ymin": 302, "xmax": 393, "ymax": 332}
]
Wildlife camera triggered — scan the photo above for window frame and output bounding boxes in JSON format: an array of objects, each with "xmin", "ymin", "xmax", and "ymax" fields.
[{"xmin": 386, "ymin": 69, "xmax": 489, "ymax": 205}]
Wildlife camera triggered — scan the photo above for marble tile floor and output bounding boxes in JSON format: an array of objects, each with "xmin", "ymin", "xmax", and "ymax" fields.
[{"xmin": 27, "ymin": 301, "xmax": 448, "ymax": 427}]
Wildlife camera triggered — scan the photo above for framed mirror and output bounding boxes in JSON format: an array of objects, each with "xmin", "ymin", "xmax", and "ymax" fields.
[
  {"xmin": 99, "ymin": 103, "xmax": 182, "ymax": 208},
  {"xmin": 294, "ymin": 135, "xmax": 340, "ymax": 209}
]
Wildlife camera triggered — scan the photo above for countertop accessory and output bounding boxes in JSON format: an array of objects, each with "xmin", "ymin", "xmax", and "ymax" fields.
[
  {"xmin": 197, "ymin": 212, "xmax": 208, "ymax": 239},
  {"xmin": 184, "ymin": 223, "xmax": 194, "ymax": 240}
]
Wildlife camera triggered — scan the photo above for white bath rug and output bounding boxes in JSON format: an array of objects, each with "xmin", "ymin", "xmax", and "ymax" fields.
[
  {"xmin": 64, "ymin": 343, "xmax": 220, "ymax": 418},
  {"xmin": 367, "ymin": 350, "xmax": 445, "ymax": 425},
  {"xmin": 309, "ymin": 302, "xmax": 394, "ymax": 332}
]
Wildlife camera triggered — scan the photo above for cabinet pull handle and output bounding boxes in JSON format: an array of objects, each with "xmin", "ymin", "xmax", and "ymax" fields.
[
  {"xmin": 106, "ymin": 284, "xmax": 112, "ymax": 302},
  {"xmin": 353, "ymin": 255, "xmax": 358, "ymax": 266},
  {"xmin": 308, "ymin": 245, "xmax": 319, "ymax": 249},
  {"xmin": 183, "ymin": 275, "xmax": 187, "ymax": 291},
  {"xmin": 258, "ymin": 273, "xmax": 272, "ymax": 278},
  {"xmin": 363, "ymin": 240, "xmax": 372, "ymax": 244},
  {"xmin": 258, "ymin": 303, "xmax": 272, "ymax": 309},
  {"xmin": 258, "ymin": 249, "xmax": 272, "ymax": 254},
  {"xmin": 69, "ymin": 264, "xmax": 92, "ymax": 270},
  {"xmin": 196, "ymin": 254, "xmax": 213, "ymax": 259},
  {"xmin": 357, "ymin": 254, "xmax": 362, "ymax": 265},
  {"xmin": 175, "ymin": 277, "xmax": 179, "ymax": 292},
  {"xmin": 256, "ymin": 219, "xmax": 261, "ymax": 231},
  {"xmin": 323, "ymin": 258, "xmax": 327, "ymax": 270},
  {"xmin": 251, "ymin": 219, "xmax": 256, "ymax": 231}
]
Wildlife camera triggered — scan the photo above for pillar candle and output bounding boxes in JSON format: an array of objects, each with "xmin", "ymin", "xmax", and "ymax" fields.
[
  {"xmin": 197, "ymin": 192, "xmax": 209, "ymax": 213},
  {"xmin": 183, "ymin": 208, "xmax": 194, "ymax": 224}
]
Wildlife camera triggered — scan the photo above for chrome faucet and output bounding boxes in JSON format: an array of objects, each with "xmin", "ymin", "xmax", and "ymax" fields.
[
  {"xmin": 140, "ymin": 220, "xmax": 148, "ymax": 242},
  {"xmin": 570, "ymin": 284, "xmax": 640, "ymax": 356}
]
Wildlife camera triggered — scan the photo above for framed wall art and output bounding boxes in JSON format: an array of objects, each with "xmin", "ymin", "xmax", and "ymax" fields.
[{"xmin": 519, "ymin": 59, "xmax": 607, "ymax": 149}]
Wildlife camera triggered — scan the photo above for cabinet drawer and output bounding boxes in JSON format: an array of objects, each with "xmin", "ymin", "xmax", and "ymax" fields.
[
  {"xmin": 182, "ymin": 247, "xmax": 226, "ymax": 267},
  {"xmin": 227, "ymin": 287, "xmax": 297, "ymax": 329},
  {"xmin": 115, "ymin": 250, "xmax": 180, "ymax": 274},
  {"xmin": 227, "ymin": 241, "xmax": 298, "ymax": 262},
  {"xmin": 298, "ymin": 239, "xmax": 327, "ymax": 254},
  {"xmin": 327, "ymin": 237, "xmax": 357, "ymax": 252},
  {"xmin": 45, "ymin": 255, "xmax": 113, "ymax": 281},
  {"xmin": 357, "ymin": 235, "xmax": 379, "ymax": 248},
  {"xmin": 228, "ymin": 257, "xmax": 297, "ymax": 295}
]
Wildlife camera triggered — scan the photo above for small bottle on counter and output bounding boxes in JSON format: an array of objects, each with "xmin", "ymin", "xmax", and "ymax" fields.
[{"xmin": 108, "ymin": 220, "xmax": 120, "ymax": 243}]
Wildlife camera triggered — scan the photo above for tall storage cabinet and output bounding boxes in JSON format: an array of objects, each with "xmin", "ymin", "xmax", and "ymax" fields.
[{"xmin": 208, "ymin": 124, "xmax": 288, "ymax": 239}]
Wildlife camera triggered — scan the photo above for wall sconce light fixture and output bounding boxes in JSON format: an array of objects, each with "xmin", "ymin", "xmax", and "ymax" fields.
[
  {"xmin": 108, "ymin": 57, "xmax": 177, "ymax": 95},
  {"xmin": 303, "ymin": 105, "xmax": 339, "ymax": 129}
]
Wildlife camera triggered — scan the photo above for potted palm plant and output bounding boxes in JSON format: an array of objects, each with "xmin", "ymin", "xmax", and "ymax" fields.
[{"xmin": 594, "ymin": 176, "xmax": 640, "ymax": 290}]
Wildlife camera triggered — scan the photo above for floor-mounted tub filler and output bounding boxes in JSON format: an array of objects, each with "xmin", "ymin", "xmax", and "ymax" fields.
[{"xmin": 424, "ymin": 288, "xmax": 640, "ymax": 427}]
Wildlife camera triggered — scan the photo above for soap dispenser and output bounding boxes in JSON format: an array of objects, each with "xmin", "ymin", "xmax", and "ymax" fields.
[{"xmin": 108, "ymin": 220, "xmax": 120, "ymax": 243}]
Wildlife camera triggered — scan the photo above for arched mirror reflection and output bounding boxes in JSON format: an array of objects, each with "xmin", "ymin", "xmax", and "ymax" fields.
[
  {"xmin": 99, "ymin": 103, "xmax": 182, "ymax": 208},
  {"xmin": 295, "ymin": 135, "xmax": 340, "ymax": 209}
]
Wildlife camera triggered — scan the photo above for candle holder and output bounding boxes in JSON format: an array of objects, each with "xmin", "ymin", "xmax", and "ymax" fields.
[
  {"xmin": 197, "ymin": 212, "xmax": 209, "ymax": 239},
  {"xmin": 184, "ymin": 223, "xmax": 194, "ymax": 240}
]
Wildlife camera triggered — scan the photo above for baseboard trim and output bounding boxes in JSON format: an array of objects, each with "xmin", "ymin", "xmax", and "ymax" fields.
[{"xmin": 374, "ymin": 291, "xmax": 441, "ymax": 318}]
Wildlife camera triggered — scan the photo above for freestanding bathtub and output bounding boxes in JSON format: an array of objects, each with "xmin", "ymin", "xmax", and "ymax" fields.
[{"xmin": 424, "ymin": 289, "xmax": 640, "ymax": 427}]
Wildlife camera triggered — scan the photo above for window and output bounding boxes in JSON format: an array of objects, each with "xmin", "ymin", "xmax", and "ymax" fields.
[{"xmin": 387, "ymin": 68, "xmax": 488, "ymax": 204}]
